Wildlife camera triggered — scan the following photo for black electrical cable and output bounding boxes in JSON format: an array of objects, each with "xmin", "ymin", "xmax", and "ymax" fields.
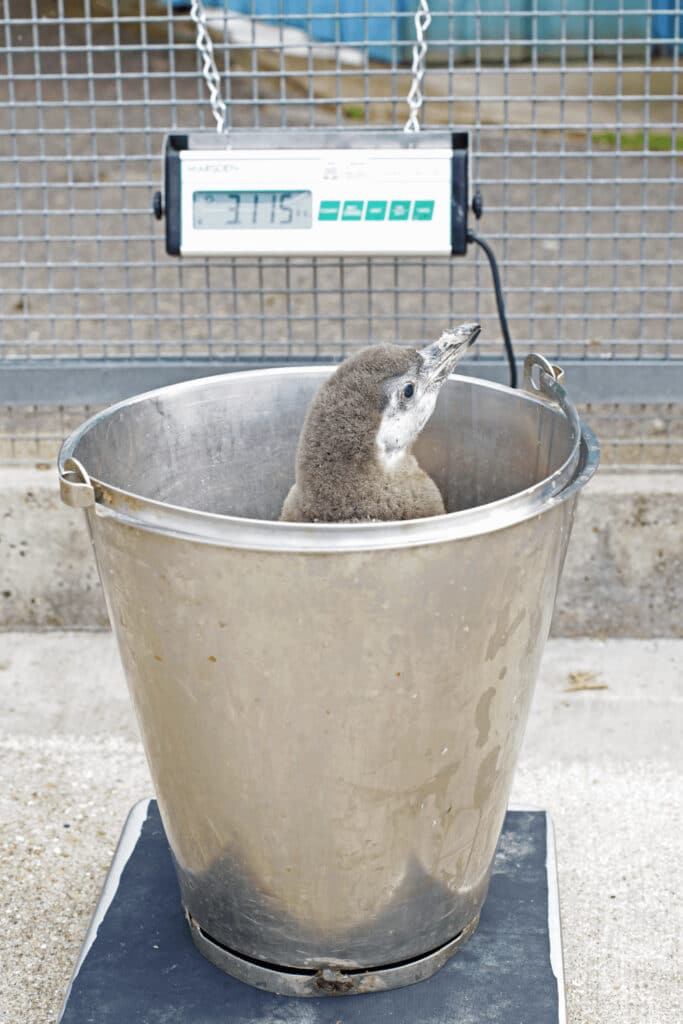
[{"xmin": 467, "ymin": 230, "xmax": 517, "ymax": 389}]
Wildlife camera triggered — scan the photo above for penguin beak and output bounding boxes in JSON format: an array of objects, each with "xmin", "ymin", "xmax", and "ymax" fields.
[{"xmin": 418, "ymin": 322, "xmax": 481, "ymax": 386}]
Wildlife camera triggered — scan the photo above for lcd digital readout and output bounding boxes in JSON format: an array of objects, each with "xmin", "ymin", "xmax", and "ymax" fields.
[{"xmin": 193, "ymin": 190, "xmax": 312, "ymax": 230}]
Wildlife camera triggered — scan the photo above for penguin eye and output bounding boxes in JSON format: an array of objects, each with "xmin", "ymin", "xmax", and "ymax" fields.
[{"xmin": 403, "ymin": 383, "xmax": 415, "ymax": 399}]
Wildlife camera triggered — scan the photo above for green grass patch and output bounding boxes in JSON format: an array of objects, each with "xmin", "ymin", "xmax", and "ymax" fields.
[
  {"xmin": 592, "ymin": 130, "xmax": 683, "ymax": 152},
  {"xmin": 343, "ymin": 104, "xmax": 365, "ymax": 121}
]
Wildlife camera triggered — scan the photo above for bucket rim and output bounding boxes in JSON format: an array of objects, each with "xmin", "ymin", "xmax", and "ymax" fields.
[{"xmin": 58, "ymin": 366, "xmax": 600, "ymax": 552}]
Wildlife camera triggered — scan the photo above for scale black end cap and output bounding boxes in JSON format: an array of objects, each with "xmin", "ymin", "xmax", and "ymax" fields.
[
  {"xmin": 153, "ymin": 191, "xmax": 164, "ymax": 221},
  {"xmin": 450, "ymin": 145, "xmax": 469, "ymax": 257}
]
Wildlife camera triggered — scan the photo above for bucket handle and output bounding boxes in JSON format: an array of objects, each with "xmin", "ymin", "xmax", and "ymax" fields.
[
  {"xmin": 523, "ymin": 353, "xmax": 565, "ymax": 392},
  {"xmin": 59, "ymin": 456, "xmax": 96, "ymax": 509},
  {"xmin": 523, "ymin": 353, "xmax": 581, "ymax": 444}
]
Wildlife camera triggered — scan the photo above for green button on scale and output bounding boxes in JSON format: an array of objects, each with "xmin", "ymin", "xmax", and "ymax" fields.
[
  {"xmin": 342, "ymin": 201, "xmax": 364, "ymax": 220},
  {"xmin": 318, "ymin": 201, "xmax": 340, "ymax": 221},
  {"xmin": 412, "ymin": 200, "xmax": 435, "ymax": 221},
  {"xmin": 365, "ymin": 200, "xmax": 387, "ymax": 221},
  {"xmin": 389, "ymin": 201, "xmax": 411, "ymax": 221}
]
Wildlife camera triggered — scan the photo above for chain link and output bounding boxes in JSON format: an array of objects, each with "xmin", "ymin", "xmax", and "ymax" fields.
[
  {"xmin": 190, "ymin": 0, "xmax": 429, "ymax": 136},
  {"xmin": 190, "ymin": 0, "xmax": 228, "ymax": 133},
  {"xmin": 404, "ymin": 0, "xmax": 432, "ymax": 133}
]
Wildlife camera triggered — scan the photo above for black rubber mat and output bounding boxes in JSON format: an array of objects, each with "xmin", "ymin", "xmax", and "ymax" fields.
[{"xmin": 59, "ymin": 800, "xmax": 564, "ymax": 1023}]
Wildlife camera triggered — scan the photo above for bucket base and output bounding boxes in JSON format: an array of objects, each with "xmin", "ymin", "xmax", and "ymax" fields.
[
  {"xmin": 59, "ymin": 800, "xmax": 567, "ymax": 1023},
  {"xmin": 186, "ymin": 912, "xmax": 480, "ymax": 997}
]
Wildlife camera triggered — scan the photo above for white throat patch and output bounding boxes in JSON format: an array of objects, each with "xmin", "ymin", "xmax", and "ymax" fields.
[
  {"xmin": 376, "ymin": 444, "xmax": 406, "ymax": 472},
  {"xmin": 375, "ymin": 388, "xmax": 439, "ymax": 472}
]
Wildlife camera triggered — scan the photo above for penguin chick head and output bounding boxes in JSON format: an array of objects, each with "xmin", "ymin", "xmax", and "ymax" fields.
[
  {"xmin": 375, "ymin": 321, "xmax": 481, "ymax": 469},
  {"xmin": 295, "ymin": 321, "xmax": 481, "ymax": 478},
  {"xmin": 284, "ymin": 322, "xmax": 481, "ymax": 522}
]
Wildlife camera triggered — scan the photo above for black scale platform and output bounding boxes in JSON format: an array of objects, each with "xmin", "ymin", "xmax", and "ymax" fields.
[{"xmin": 59, "ymin": 800, "xmax": 565, "ymax": 1023}]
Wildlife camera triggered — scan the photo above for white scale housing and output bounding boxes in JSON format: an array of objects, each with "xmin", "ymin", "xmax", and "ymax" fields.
[{"xmin": 158, "ymin": 130, "xmax": 470, "ymax": 258}]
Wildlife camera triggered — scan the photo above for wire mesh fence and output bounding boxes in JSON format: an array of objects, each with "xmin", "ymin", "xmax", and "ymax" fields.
[
  {"xmin": 0, "ymin": 0, "xmax": 681, "ymax": 463},
  {"xmin": 2, "ymin": 400, "xmax": 682, "ymax": 466}
]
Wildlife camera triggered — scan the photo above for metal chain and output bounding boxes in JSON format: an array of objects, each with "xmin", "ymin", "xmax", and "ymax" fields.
[
  {"xmin": 189, "ymin": 0, "xmax": 228, "ymax": 133},
  {"xmin": 405, "ymin": 0, "xmax": 432, "ymax": 133},
  {"xmin": 190, "ymin": 0, "xmax": 429, "ymax": 135}
]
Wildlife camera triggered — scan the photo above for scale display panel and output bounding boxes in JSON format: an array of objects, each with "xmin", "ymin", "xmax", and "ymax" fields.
[
  {"xmin": 193, "ymin": 190, "xmax": 313, "ymax": 231},
  {"xmin": 158, "ymin": 131, "xmax": 470, "ymax": 258}
]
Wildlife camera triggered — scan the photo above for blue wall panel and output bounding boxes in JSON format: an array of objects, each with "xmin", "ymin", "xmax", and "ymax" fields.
[
  {"xmin": 651, "ymin": 0, "xmax": 683, "ymax": 54},
  {"xmin": 533, "ymin": 0, "xmax": 588, "ymax": 58},
  {"xmin": 199, "ymin": 0, "xmax": 411, "ymax": 62},
  {"xmin": 195, "ymin": 1, "xmax": 655, "ymax": 62},
  {"xmin": 593, "ymin": 0, "xmax": 649, "ymax": 55},
  {"xmin": 426, "ymin": 0, "xmax": 532, "ymax": 61}
]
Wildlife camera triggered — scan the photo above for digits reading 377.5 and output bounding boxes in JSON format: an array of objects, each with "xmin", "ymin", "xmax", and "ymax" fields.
[{"xmin": 193, "ymin": 190, "xmax": 312, "ymax": 231}]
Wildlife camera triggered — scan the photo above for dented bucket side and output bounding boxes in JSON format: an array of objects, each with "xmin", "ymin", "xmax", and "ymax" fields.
[{"xmin": 84, "ymin": 486, "xmax": 578, "ymax": 978}]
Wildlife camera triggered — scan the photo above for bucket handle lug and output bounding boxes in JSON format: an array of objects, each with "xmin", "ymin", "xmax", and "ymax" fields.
[
  {"xmin": 59, "ymin": 457, "xmax": 96, "ymax": 509},
  {"xmin": 523, "ymin": 353, "xmax": 565, "ymax": 395},
  {"xmin": 523, "ymin": 353, "xmax": 581, "ymax": 449}
]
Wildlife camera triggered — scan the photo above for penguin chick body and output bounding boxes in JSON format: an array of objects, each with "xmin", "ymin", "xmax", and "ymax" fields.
[{"xmin": 280, "ymin": 322, "xmax": 481, "ymax": 523}]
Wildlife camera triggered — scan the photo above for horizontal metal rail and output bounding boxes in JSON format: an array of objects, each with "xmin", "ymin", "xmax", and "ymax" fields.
[{"xmin": 2, "ymin": 358, "xmax": 681, "ymax": 407}]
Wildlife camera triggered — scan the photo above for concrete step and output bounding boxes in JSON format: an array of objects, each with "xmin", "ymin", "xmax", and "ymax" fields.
[
  {"xmin": 0, "ymin": 632, "xmax": 680, "ymax": 1024},
  {"xmin": 1, "ymin": 465, "xmax": 682, "ymax": 637}
]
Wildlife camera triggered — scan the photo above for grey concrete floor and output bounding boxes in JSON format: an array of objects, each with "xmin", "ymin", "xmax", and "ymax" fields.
[{"xmin": 0, "ymin": 631, "xmax": 680, "ymax": 1023}]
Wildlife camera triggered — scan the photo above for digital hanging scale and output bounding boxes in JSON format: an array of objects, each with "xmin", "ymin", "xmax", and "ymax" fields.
[
  {"xmin": 154, "ymin": 130, "xmax": 472, "ymax": 257},
  {"xmin": 151, "ymin": 127, "xmax": 518, "ymax": 385}
]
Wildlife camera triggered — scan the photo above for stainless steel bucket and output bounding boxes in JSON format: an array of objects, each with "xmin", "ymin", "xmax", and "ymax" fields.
[{"xmin": 59, "ymin": 354, "xmax": 599, "ymax": 997}]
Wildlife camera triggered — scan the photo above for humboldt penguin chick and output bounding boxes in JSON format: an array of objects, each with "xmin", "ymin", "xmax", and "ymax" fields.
[{"xmin": 280, "ymin": 322, "xmax": 481, "ymax": 523}]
